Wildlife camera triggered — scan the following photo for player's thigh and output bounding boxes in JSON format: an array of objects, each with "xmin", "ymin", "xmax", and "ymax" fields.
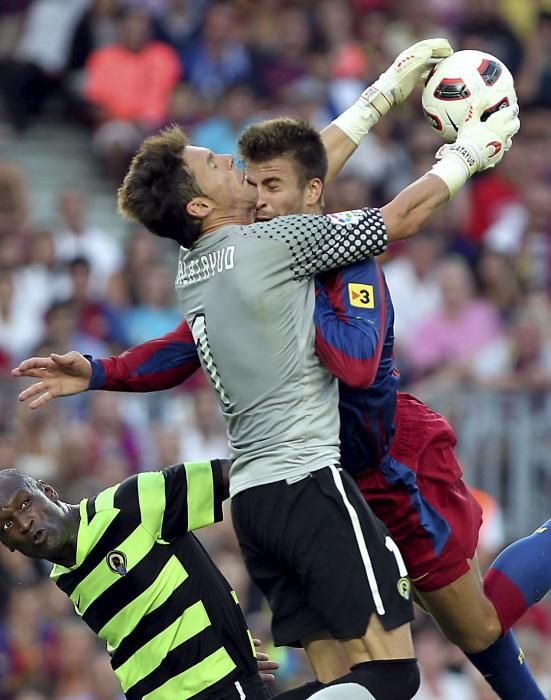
[
  {"xmin": 302, "ymin": 631, "xmax": 350, "ymax": 683},
  {"xmin": 415, "ymin": 557, "xmax": 502, "ymax": 653},
  {"xmin": 358, "ymin": 430, "xmax": 483, "ymax": 592},
  {"xmin": 340, "ymin": 615, "xmax": 414, "ymax": 667},
  {"xmin": 231, "ymin": 481, "xmax": 333, "ymax": 648}
]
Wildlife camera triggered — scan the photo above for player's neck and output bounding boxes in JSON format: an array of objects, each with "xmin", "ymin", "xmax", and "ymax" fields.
[
  {"xmin": 199, "ymin": 208, "xmax": 255, "ymax": 237},
  {"xmin": 49, "ymin": 504, "xmax": 81, "ymax": 568}
]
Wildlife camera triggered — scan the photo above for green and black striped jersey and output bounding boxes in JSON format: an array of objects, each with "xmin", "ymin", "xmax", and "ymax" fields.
[{"xmin": 51, "ymin": 460, "xmax": 257, "ymax": 700}]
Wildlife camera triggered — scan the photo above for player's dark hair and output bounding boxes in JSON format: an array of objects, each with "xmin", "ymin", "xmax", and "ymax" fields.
[
  {"xmin": 238, "ymin": 118, "xmax": 328, "ymax": 188},
  {"xmin": 118, "ymin": 126, "xmax": 204, "ymax": 249},
  {"xmin": 0, "ymin": 469, "xmax": 38, "ymax": 496}
]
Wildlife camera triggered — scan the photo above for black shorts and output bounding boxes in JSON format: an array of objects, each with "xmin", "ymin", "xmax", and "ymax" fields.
[{"xmin": 231, "ymin": 466, "xmax": 413, "ymax": 648}]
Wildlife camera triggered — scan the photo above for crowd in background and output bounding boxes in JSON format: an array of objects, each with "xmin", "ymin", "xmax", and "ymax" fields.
[{"xmin": 0, "ymin": 0, "xmax": 551, "ymax": 698}]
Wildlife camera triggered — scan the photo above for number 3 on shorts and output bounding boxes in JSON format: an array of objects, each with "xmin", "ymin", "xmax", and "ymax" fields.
[{"xmin": 191, "ymin": 314, "xmax": 231, "ymax": 407}]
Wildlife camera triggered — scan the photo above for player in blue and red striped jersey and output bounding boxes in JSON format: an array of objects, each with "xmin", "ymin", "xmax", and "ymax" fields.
[{"xmin": 13, "ymin": 118, "xmax": 545, "ymax": 700}]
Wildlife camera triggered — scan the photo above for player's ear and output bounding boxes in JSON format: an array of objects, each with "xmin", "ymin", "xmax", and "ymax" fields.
[
  {"xmin": 39, "ymin": 480, "xmax": 59, "ymax": 502},
  {"xmin": 305, "ymin": 178, "xmax": 324, "ymax": 207},
  {"xmin": 186, "ymin": 196, "xmax": 213, "ymax": 220}
]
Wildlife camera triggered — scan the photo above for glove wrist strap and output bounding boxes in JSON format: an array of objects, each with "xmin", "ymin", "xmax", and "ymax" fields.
[
  {"xmin": 332, "ymin": 84, "xmax": 393, "ymax": 145},
  {"xmin": 429, "ymin": 150, "xmax": 473, "ymax": 198}
]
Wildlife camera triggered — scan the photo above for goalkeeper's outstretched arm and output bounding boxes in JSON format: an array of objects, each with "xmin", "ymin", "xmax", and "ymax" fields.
[
  {"xmin": 321, "ymin": 37, "xmax": 453, "ymax": 183},
  {"xmin": 382, "ymin": 104, "xmax": 520, "ymax": 242}
]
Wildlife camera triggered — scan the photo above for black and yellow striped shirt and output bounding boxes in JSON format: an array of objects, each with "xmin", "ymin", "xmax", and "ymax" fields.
[{"xmin": 51, "ymin": 460, "xmax": 257, "ymax": 699}]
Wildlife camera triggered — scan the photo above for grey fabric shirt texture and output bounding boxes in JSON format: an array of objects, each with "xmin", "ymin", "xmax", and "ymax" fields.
[{"xmin": 175, "ymin": 208, "xmax": 387, "ymax": 496}]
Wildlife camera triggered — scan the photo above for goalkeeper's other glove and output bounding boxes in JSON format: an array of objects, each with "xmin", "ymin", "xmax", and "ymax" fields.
[
  {"xmin": 333, "ymin": 37, "xmax": 453, "ymax": 144},
  {"xmin": 430, "ymin": 103, "xmax": 521, "ymax": 197}
]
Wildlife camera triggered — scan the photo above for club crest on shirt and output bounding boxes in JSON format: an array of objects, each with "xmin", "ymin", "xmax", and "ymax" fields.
[
  {"xmin": 107, "ymin": 550, "xmax": 127, "ymax": 576},
  {"xmin": 327, "ymin": 210, "xmax": 363, "ymax": 225},
  {"xmin": 397, "ymin": 577, "xmax": 411, "ymax": 600},
  {"xmin": 348, "ymin": 283, "xmax": 375, "ymax": 309}
]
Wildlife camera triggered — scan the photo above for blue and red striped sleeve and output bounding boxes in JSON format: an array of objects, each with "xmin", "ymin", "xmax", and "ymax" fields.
[
  {"xmin": 314, "ymin": 260, "xmax": 388, "ymax": 389},
  {"xmin": 88, "ymin": 319, "xmax": 201, "ymax": 392}
]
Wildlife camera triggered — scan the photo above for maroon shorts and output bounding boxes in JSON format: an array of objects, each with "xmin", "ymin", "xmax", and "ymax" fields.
[{"xmin": 355, "ymin": 392, "xmax": 483, "ymax": 592}]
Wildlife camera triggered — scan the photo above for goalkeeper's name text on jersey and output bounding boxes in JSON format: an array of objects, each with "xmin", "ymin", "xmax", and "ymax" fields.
[{"xmin": 175, "ymin": 245, "xmax": 236, "ymax": 287}]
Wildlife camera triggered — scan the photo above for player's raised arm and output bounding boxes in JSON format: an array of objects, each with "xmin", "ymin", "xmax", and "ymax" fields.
[
  {"xmin": 381, "ymin": 103, "xmax": 520, "ymax": 239},
  {"xmin": 257, "ymin": 104, "xmax": 519, "ymax": 280},
  {"xmin": 321, "ymin": 38, "xmax": 453, "ymax": 183},
  {"xmin": 12, "ymin": 319, "xmax": 201, "ymax": 409}
]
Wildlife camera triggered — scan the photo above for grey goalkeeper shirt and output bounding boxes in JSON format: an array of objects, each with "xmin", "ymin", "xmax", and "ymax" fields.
[{"xmin": 175, "ymin": 209, "xmax": 387, "ymax": 496}]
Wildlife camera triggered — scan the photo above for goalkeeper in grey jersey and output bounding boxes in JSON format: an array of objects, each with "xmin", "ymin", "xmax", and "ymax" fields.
[{"xmin": 114, "ymin": 40, "xmax": 519, "ymax": 700}]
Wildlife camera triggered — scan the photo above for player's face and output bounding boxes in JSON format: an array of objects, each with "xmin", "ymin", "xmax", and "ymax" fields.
[
  {"xmin": 245, "ymin": 157, "xmax": 312, "ymax": 221},
  {"xmin": 0, "ymin": 478, "xmax": 69, "ymax": 560},
  {"xmin": 184, "ymin": 146, "xmax": 258, "ymax": 210}
]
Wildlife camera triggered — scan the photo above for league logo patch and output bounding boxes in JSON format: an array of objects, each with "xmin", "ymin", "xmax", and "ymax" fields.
[
  {"xmin": 348, "ymin": 283, "xmax": 374, "ymax": 309},
  {"xmin": 397, "ymin": 577, "xmax": 411, "ymax": 600},
  {"xmin": 327, "ymin": 210, "xmax": 363, "ymax": 225},
  {"xmin": 107, "ymin": 550, "xmax": 128, "ymax": 576}
]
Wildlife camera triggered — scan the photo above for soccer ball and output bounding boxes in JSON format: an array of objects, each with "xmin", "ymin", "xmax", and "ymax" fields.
[{"xmin": 422, "ymin": 50, "xmax": 517, "ymax": 143}]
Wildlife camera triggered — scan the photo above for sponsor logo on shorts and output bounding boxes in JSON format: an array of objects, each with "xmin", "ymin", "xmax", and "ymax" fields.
[
  {"xmin": 327, "ymin": 210, "xmax": 363, "ymax": 225},
  {"xmin": 348, "ymin": 283, "xmax": 375, "ymax": 309},
  {"xmin": 107, "ymin": 550, "xmax": 128, "ymax": 576},
  {"xmin": 397, "ymin": 577, "xmax": 411, "ymax": 600},
  {"xmin": 518, "ymin": 648, "xmax": 525, "ymax": 665}
]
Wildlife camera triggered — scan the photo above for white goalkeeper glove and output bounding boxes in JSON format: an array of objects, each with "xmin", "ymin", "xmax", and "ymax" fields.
[
  {"xmin": 333, "ymin": 37, "xmax": 453, "ymax": 144},
  {"xmin": 430, "ymin": 103, "xmax": 520, "ymax": 197}
]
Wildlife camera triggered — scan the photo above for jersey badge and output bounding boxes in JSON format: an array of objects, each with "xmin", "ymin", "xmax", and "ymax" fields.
[
  {"xmin": 107, "ymin": 550, "xmax": 128, "ymax": 576},
  {"xmin": 348, "ymin": 283, "xmax": 374, "ymax": 309},
  {"xmin": 326, "ymin": 210, "xmax": 362, "ymax": 225},
  {"xmin": 397, "ymin": 577, "xmax": 411, "ymax": 600}
]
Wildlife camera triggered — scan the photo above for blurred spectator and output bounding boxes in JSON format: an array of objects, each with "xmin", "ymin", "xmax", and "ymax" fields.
[
  {"xmin": 0, "ymin": 0, "xmax": 89, "ymax": 132},
  {"xmin": 153, "ymin": 0, "xmax": 206, "ymax": 54},
  {"xmin": 157, "ymin": 80, "xmax": 206, "ymax": 132},
  {"xmin": 68, "ymin": 0, "xmax": 122, "ymax": 72},
  {"xmin": 414, "ymin": 618, "xmax": 476, "ymax": 699},
  {"xmin": 89, "ymin": 653, "xmax": 124, "ymax": 700},
  {"xmin": 179, "ymin": 386, "xmax": 229, "ymax": 461},
  {"xmin": 383, "ymin": 233, "xmax": 443, "ymax": 352},
  {"xmin": 250, "ymin": 5, "xmax": 311, "ymax": 98},
  {"xmin": 180, "ymin": 0, "xmax": 253, "ymax": 100},
  {"xmin": 191, "ymin": 82, "xmax": 258, "ymax": 155},
  {"xmin": 516, "ymin": 11, "xmax": 551, "ymax": 108},
  {"xmin": 0, "ymin": 163, "xmax": 27, "ymax": 238},
  {"xmin": 476, "ymin": 249, "xmax": 521, "ymax": 321},
  {"xmin": 13, "ymin": 398, "xmax": 62, "ymax": 482},
  {"xmin": 407, "ymin": 256, "xmax": 503, "ymax": 381},
  {"xmin": 460, "ymin": 0, "xmax": 524, "ymax": 74},
  {"xmin": 516, "ymin": 181, "xmax": 551, "ymax": 292},
  {"xmin": 87, "ymin": 392, "xmax": 143, "ymax": 477},
  {"xmin": 67, "ymin": 257, "xmax": 128, "ymax": 349},
  {"xmin": 121, "ymin": 261, "xmax": 181, "ymax": 345},
  {"xmin": 15, "ymin": 226, "xmax": 71, "ymax": 319},
  {"xmin": 279, "ymin": 76, "xmax": 332, "ymax": 131},
  {"xmin": 0, "ymin": 583, "xmax": 58, "ymax": 697},
  {"xmin": 470, "ymin": 310, "xmax": 551, "ymax": 391},
  {"xmin": 109, "ymin": 227, "xmax": 163, "ymax": 307},
  {"xmin": 50, "ymin": 619, "xmax": 98, "ymax": 700},
  {"xmin": 53, "ymin": 188, "xmax": 123, "ymax": 293},
  {"xmin": 33, "ymin": 299, "xmax": 109, "ymax": 360},
  {"xmin": 324, "ymin": 174, "xmax": 373, "ymax": 214},
  {"xmin": 0, "ymin": 267, "xmax": 44, "ymax": 363},
  {"xmin": 83, "ymin": 6, "xmax": 181, "ymax": 180}
]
